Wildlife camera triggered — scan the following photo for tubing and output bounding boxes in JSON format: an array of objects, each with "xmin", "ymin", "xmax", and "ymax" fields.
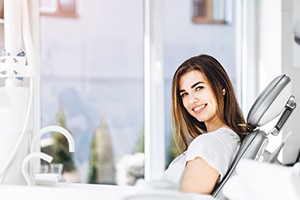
[{"xmin": 0, "ymin": 78, "xmax": 33, "ymax": 181}]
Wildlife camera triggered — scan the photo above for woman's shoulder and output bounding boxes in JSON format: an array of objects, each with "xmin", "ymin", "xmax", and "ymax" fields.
[
  {"xmin": 191, "ymin": 127, "xmax": 240, "ymax": 146},
  {"xmin": 214, "ymin": 127, "xmax": 240, "ymax": 138}
]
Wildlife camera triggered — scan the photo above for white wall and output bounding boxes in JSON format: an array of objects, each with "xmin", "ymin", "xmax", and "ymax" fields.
[
  {"xmin": 281, "ymin": 0, "xmax": 300, "ymax": 163},
  {"xmin": 257, "ymin": 0, "xmax": 283, "ymax": 155},
  {"xmin": 254, "ymin": 0, "xmax": 300, "ymax": 163}
]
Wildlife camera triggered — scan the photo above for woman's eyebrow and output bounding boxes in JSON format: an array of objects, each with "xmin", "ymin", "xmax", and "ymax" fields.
[
  {"xmin": 179, "ymin": 89, "xmax": 186, "ymax": 93},
  {"xmin": 191, "ymin": 81, "xmax": 204, "ymax": 89},
  {"xmin": 179, "ymin": 81, "xmax": 204, "ymax": 93}
]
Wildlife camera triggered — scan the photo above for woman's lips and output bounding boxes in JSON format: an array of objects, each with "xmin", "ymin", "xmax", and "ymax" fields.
[{"xmin": 193, "ymin": 104, "xmax": 206, "ymax": 114}]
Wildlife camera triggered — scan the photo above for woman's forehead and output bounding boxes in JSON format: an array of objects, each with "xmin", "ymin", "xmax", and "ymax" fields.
[{"xmin": 179, "ymin": 70, "xmax": 208, "ymax": 88}]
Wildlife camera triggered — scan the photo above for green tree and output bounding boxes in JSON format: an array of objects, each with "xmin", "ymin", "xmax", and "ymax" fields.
[
  {"xmin": 89, "ymin": 132, "xmax": 98, "ymax": 183},
  {"xmin": 52, "ymin": 106, "xmax": 76, "ymax": 172},
  {"xmin": 167, "ymin": 132, "xmax": 181, "ymax": 167},
  {"xmin": 133, "ymin": 127, "xmax": 144, "ymax": 153},
  {"xmin": 132, "ymin": 128, "xmax": 181, "ymax": 168},
  {"xmin": 88, "ymin": 115, "xmax": 115, "ymax": 184}
]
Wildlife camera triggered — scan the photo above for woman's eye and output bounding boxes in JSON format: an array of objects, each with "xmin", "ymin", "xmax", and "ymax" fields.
[
  {"xmin": 196, "ymin": 86, "xmax": 204, "ymax": 91},
  {"xmin": 180, "ymin": 92, "xmax": 188, "ymax": 98}
]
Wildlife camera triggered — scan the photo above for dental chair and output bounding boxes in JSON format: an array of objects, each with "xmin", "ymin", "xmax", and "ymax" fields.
[
  {"xmin": 212, "ymin": 74, "xmax": 297, "ymax": 200},
  {"xmin": 123, "ymin": 74, "xmax": 296, "ymax": 200}
]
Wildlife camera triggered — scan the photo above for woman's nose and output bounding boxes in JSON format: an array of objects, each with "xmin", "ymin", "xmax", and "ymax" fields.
[{"xmin": 189, "ymin": 94, "xmax": 199, "ymax": 104}]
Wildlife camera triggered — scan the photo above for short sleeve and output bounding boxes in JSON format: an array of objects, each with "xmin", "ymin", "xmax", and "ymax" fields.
[{"xmin": 185, "ymin": 129, "xmax": 240, "ymax": 181}]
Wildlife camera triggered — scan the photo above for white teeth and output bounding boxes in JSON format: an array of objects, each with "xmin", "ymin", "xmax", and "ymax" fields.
[{"xmin": 194, "ymin": 104, "xmax": 205, "ymax": 111}]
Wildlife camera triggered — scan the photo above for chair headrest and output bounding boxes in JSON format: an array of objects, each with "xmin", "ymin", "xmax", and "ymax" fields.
[{"xmin": 247, "ymin": 74, "xmax": 292, "ymax": 128}]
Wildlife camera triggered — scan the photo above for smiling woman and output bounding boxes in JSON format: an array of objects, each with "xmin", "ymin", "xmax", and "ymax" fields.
[{"xmin": 161, "ymin": 54, "xmax": 250, "ymax": 194}]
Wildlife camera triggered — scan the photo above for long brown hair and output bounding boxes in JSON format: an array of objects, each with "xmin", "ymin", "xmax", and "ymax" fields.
[{"xmin": 171, "ymin": 54, "xmax": 251, "ymax": 152}]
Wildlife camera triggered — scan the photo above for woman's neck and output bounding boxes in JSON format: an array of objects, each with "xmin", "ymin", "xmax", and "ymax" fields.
[{"xmin": 205, "ymin": 117, "xmax": 229, "ymax": 133}]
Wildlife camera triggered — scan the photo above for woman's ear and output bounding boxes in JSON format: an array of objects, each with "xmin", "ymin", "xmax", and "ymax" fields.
[{"xmin": 222, "ymin": 88, "xmax": 226, "ymax": 95}]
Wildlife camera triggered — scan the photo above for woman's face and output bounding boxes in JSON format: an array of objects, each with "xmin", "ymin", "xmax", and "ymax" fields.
[{"xmin": 179, "ymin": 70, "xmax": 222, "ymax": 131}]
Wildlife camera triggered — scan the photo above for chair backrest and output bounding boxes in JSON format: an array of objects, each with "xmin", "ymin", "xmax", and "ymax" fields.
[
  {"xmin": 212, "ymin": 74, "xmax": 295, "ymax": 199},
  {"xmin": 212, "ymin": 130, "xmax": 267, "ymax": 199}
]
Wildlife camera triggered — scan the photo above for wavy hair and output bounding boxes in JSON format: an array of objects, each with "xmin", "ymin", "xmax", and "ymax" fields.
[{"xmin": 171, "ymin": 54, "xmax": 252, "ymax": 152}]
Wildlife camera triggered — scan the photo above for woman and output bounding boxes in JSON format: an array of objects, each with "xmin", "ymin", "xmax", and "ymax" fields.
[{"xmin": 161, "ymin": 54, "xmax": 251, "ymax": 194}]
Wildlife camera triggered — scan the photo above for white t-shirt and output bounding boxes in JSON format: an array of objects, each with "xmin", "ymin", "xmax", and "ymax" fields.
[{"xmin": 161, "ymin": 127, "xmax": 240, "ymax": 188}]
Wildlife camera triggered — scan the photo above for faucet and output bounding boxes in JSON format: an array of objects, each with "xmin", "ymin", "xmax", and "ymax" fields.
[
  {"xmin": 22, "ymin": 152, "xmax": 53, "ymax": 186},
  {"xmin": 22, "ymin": 125, "xmax": 75, "ymax": 186},
  {"xmin": 30, "ymin": 125, "xmax": 75, "ymax": 153}
]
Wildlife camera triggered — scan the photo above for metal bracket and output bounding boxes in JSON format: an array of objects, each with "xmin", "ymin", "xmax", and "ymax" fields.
[{"xmin": 270, "ymin": 95, "xmax": 297, "ymax": 136}]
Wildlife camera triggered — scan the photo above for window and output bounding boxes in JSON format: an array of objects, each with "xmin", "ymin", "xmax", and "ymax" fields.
[
  {"xmin": 40, "ymin": 0, "xmax": 144, "ymax": 185},
  {"xmin": 40, "ymin": 0, "xmax": 238, "ymax": 186}
]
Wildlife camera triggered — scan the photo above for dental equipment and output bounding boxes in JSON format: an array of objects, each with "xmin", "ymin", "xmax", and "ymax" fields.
[
  {"xmin": 0, "ymin": 0, "xmax": 36, "ymax": 184},
  {"xmin": 212, "ymin": 74, "xmax": 297, "ymax": 200},
  {"xmin": 294, "ymin": 20, "xmax": 300, "ymax": 45},
  {"xmin": 267, "ymin": 131, "xmax": 292, "ymax": 163},
  {"xmin": 0, "ymin": 0, "xmax": 73, "ymax": 186}
]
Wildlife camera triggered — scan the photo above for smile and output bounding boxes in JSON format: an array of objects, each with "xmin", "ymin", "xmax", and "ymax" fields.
[{"xmin": 193, "ymin": 104, "xmax": 206, "ymax": 112}]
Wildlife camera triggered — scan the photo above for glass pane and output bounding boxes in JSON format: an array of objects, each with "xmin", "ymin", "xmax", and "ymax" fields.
[{"xmin": 40, "ymin": 0, "xmax": 144, "ymax": 185}]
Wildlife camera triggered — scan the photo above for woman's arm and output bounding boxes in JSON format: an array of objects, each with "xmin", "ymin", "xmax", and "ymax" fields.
[{"xmin": 180, "ymin": 157, "xmax": 219, "ymax": 194}]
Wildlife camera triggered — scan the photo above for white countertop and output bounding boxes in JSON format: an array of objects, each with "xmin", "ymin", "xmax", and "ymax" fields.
[
  {"xmin": 0, "ymin": 183, "xmax": 215, "ymax": 200},
  {"xmin": 0, "ymin": 183, "xmax": 130, "ymax": 200}
]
